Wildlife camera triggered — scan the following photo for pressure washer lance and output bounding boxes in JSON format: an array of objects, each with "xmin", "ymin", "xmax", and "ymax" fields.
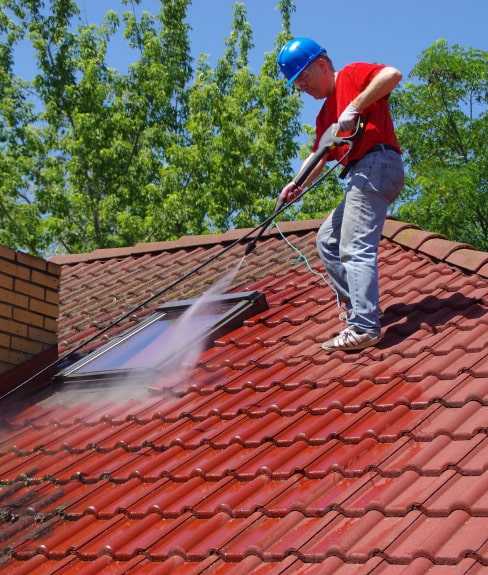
[
  {"xmin": 245, "ymin": 118, "xmax": 365, "ymax": 255},
  {"xmin": 1, "ymin": 118, "xmax": 364, "ymax": 403}
]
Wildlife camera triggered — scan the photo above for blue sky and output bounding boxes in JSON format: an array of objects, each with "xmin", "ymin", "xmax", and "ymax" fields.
[{"xmin": 15, "ymin": 0, "xmax": 488, "ymax": 134}]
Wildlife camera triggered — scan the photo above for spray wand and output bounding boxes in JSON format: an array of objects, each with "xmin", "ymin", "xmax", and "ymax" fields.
[{"xmin": 245, "ymin": 117, "xmax": 365, "ymax": 255}]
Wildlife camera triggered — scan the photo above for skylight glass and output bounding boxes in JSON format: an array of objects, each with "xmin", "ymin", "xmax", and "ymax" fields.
[{"xmin": 75, "ymin": 314, "xmax": 175, "ymax": 373}]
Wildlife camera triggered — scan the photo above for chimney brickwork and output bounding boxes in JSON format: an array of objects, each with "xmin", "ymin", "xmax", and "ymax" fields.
[{"xmin": 0, "ymin": 245, "xmax": 60, "ymax": 376}]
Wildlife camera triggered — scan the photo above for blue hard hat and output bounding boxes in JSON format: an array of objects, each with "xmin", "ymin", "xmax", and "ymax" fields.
[{"xmin": 278, "ymin": 37, "xmax": 327, "ymax": 85}]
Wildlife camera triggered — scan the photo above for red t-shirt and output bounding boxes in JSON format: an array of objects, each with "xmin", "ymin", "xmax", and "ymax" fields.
[{"xmin": 312, "ymin": 62, "xmax": 401, "ymax": 165}]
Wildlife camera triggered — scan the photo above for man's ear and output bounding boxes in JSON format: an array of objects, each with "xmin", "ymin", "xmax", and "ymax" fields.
[{"xmin": 318, "ymin": 55, "xmax": 334, "ymax": 73}]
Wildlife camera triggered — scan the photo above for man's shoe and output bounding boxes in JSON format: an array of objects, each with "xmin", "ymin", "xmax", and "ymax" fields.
[{"xmin": 321, "ymin": 327, "xmax": 382, "ymax": 352}]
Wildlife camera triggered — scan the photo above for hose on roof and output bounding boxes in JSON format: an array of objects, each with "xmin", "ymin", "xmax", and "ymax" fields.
[{"xmin": 1, "ymin": 120, "xmax": 364, "ymax": 402}]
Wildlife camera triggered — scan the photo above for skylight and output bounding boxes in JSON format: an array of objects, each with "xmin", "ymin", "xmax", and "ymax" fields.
[{"xmin": 58, "ymin": 291, "xmax": 267, "ymax": 380}]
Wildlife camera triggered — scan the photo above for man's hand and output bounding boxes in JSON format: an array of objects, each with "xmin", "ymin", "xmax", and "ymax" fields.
[
  {"xmin": 337, "ymin": 102, "xmax": 360, "ymax": 132},
  {"xmin": 279, "ymin": 181, "xmax": 303, "ymax": 204}
]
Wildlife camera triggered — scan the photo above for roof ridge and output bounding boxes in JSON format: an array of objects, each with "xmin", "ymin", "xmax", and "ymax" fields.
[
  {"xmin": 48, "ymin": 219, "xmax": 324, "ymax": 265},
  {"xmin": 382, "ymin": 220, "xmax": 488, "ymax": 278},
  {"xmin": 49, "ymin": 217, "xmax": 488, "ymax": 279}
]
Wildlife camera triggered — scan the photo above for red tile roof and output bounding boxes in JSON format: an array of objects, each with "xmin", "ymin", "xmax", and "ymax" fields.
[{"xmin": 1, "ymin": 217, "xmax": 488, "ymax": 573}]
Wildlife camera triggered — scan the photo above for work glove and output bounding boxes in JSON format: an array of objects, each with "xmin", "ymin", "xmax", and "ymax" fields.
[
  {"xmin": 337, "ymin": 102, "xmax": 360, "ymax": 132},
  {"xmin": 279, "ymin": 181, "xmax": 303, "ymax": 205}
]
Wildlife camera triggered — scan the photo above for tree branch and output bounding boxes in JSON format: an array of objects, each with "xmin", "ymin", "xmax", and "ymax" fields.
[{"xmin": 436, "ymin": 80, "xmax": 469, "ymax": 162}]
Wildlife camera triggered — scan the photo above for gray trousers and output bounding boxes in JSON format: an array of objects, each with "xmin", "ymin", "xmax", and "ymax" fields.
[{"xmin": 316, "ymin": 147, "xmax": 404, "ymax": 334}]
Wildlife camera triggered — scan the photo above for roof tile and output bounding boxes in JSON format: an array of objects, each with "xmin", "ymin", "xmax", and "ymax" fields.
[
  {"xmin": 390, "ymin": 228, "xmax": 443, "ymax": 250},
  {"xmin": 417, "ymin": 237, "xmax": 472, "ymax": 261},
  {"xmin": 478, "ymin": 262, "xmax": 488, "ymax": 279},
  {"xmin": 382, "ymin": 219, "xmax": 419, "ymax": 239},
  {"xmin": 445, "ymin": 248, "xmax": 488, "ymax": 273}
]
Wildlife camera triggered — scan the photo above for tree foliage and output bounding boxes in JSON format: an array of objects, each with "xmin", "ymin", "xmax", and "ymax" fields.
[
  {"xmin": 0, "ymin": 0, "xmax": 301, "ymax": 254},
  {"xmin": 0, "ymin": 2, "xmax": 43, "ymax": 253},
  {"xmin": 391, "ymin": 39, "xmax": 488, "ymax": 249}
]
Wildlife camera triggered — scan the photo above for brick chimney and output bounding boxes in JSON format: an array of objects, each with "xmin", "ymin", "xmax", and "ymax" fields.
[{"xmin": 0, "ymin": 245, "xmax": 60, "ymax": 391}]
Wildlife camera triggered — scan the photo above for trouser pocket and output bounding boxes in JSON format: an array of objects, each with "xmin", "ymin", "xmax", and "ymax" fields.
[{"xmin": 349, "ymin": 150, "xmax": 404, "ymax": 204}]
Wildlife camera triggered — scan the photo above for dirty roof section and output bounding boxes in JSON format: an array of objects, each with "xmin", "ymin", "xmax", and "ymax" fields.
[{"xmin": 1, "ymin": 218, "xmax": 488, "ymax": 573}]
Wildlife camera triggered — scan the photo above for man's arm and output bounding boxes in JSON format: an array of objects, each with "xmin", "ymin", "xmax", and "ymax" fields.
[
  {"xmin": 352, "ymin": 66, "xmax": 402, "ymax": 112},
  {"xmin": 338, "ymin": 66, "xmax": 402, "ymax": 130},
  {"xmin": 279, "ymin": 152, "xmax": 327, "ymax": 203}
]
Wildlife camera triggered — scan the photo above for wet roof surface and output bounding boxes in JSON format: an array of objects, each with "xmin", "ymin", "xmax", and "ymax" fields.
[{"xmin": 1, "ymin": 219, "xmax": 488, "ymax": 573}]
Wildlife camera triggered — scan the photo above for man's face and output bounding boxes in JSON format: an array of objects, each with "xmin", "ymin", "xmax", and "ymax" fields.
[{"xmin": 294, "ymin": 58, "xmax": 335, "ymax": 99}]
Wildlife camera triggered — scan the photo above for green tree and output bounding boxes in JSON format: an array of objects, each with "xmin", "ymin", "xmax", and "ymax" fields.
[
  {"xmin": 0, "ymin": 5, "xmax": 44, "ymax": 252},
  {"xmin": 391, "ymin": 39, "xmax": 488, "ymax": 249},
  {"xmin": 146, "ymin": 0, "xmax": 302, "ymax": 237},
  {"xmin": 1, "ymin": 0, "xmax": 196, "ymax": 252},
  {"xmin": 0, "ymin": 0, "xmax": 302, "ymax": 254}
]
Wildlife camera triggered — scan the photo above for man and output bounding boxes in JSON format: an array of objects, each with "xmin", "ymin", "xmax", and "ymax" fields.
[{"xmin": 278, "ymin": 37, "xmax": 404, "ymax": 352}]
